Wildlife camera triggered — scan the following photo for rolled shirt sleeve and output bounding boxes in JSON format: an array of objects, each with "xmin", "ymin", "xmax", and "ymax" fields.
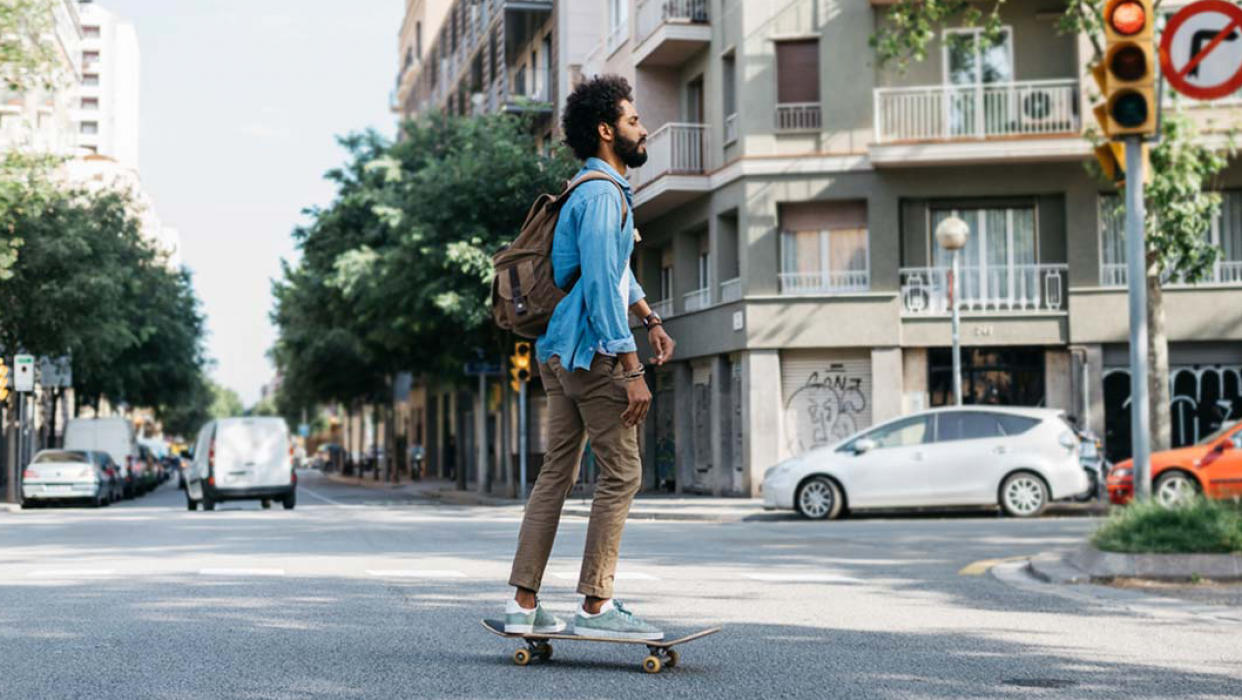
[
  {"xmin": 627, "ymin": 269, "xmax": 646, "ymax": 307},
  {"xmin": 576, "ymin": 191, "xmax": 637, "ymax": 355}
]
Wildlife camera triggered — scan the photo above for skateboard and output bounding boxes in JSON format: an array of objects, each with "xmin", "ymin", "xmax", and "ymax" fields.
[{"xmin": 481, "ymin": 619, "xmax": 721, "ymax": 674}]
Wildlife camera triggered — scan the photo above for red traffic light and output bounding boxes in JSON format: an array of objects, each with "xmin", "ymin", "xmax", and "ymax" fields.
[{"xmin": 1110, "ymin": 1, "xmax": 1146, "ymax": 35}]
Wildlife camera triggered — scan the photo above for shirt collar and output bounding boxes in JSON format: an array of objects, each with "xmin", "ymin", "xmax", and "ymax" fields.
[{"xmin": 582, "ymin": 157, "xmax": 632, "ymax": 193}]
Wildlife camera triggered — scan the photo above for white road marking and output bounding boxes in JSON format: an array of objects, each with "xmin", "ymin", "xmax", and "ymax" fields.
[
  {"xmin": 366, "ymin": 570, "xmax": 465, "ymax": 578},
  {"xmin": 743, "ymin": 573, "xmax": 862, "ymax": 583},
  {"xmin": 198, "ymin": 568, "xmax": 285, "ymax": 577},
  {"xmin": 550, "ymin": 571, "xmax": 659, "ymax": 581},
  {"xmin": 299, "ymin": 486, "xmax": 348, "ymax": 507},
  {"xmin": 27, "ymin": 569, "xmax": 116, "ymax": 578}
]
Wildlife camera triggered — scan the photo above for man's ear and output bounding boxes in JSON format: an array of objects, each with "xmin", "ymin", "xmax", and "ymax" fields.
[{"xmin": 597, "ymin": 121, "xmax": 613, "ymax": 144}]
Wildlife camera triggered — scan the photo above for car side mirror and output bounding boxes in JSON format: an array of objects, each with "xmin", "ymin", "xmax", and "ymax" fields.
[{"xmin": 854, "ymin": 438, "xmax": 877, "ymax": 455}]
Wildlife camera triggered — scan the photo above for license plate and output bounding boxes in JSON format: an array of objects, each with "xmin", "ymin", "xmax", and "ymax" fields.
[{"xmin": 46, "ymin": 485, "xmax": 73, "ymax": 494}]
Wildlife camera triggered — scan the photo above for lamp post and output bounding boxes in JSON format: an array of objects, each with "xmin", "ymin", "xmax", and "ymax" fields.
[{"xmin": 936, "ymin": 216, "xmax": 970, "ymax": 406}]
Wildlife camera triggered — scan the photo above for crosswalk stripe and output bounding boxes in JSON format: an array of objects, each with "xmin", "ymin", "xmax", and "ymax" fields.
[
  {"xmin": 198, "ymin": 568, "xmax": 285, "ymax": 577},
  {"xmin": 366, "ymin": 570, "xmax": 465, "ymax": 578},
  {"xmin": 742, "ymin": 573, "xmax": 861, "ymax": 583},
  {"xmin": 27, "ymin": 569, "xmax": 116, "ymax": 578}
]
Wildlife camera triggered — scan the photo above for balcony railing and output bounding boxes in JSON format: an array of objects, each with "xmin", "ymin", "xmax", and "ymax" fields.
[
  {"xmin": 651, "ymin": 298, "xmax": 675, "ymax": 318},
  {"xmin": 776, "ymin": 103, "xmax": 821, "ymax": 132},
  {"xmin": 511, "ymin": 68, "xmax": 552, "ymax": 103},
  {"xmin": 724, "ymin": 112, "xmax": 738, "ymax": 144},
  {"xmin": 684, "ymin": 288, "xmax": 711, "ymax": 312},
  {"xmin": 636, "ymin": 0, "xmax": 710, "ymax": 47},
  {"xmin": 875, "ymin": 79, "xmax": 1080, "ymax": 143},
  {"xmin": 607, "ymin": 20, "xmax": 629, "ymax": 54},
  {"xmin": 629, "ymin": 122, "xmax": 707, "ymax": 190},
  {"xmin": 779, "ymin": 271, "xmax": 870, "ymax": 295},
  {"xmin": 720, "ymin": 277, "xmax": 742, "ymax": 303},
  {"xmin": 900, "ymin": 264, "xmax": 1068, "ymax": 315},
  {"xmin": 1100, "ymin": 260, "xmax": 1242, "ymax": 287}
]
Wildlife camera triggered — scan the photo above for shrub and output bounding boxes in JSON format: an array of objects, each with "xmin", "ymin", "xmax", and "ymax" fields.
[{"xmin": 1092, "ymin": 497, "xmax": 1242, "ymax": 554}]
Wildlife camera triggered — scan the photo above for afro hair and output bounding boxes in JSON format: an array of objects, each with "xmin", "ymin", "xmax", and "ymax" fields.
[{"xmin": 561, "ymin": 75, "xmax": 634, "ymax": 161}]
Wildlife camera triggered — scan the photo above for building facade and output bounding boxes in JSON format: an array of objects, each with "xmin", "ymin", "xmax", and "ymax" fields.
[{"xmin": 0, "ymin": 0, "xmax": 82, "ymax": 155}]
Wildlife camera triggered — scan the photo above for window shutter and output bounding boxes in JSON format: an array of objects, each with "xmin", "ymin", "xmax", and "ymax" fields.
[{"xmin": 776, "ymin": 40, "xmax": 820, "ymax": 103}]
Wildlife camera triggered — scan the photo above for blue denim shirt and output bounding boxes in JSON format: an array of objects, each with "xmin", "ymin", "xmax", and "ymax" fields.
[{"xmin": 535, "ymin": 158, "xmax": 645, "ymax": 371}]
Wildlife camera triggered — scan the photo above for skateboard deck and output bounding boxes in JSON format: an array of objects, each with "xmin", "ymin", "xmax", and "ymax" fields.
[{"xmin": 481, "ymin": 619, "xmax": 720, "ymax": 673}]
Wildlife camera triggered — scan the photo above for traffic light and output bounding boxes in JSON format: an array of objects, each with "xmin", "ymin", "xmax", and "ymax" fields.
[
  {"xmin": 0, "ymin": 359, "xmax": 8, "ymax": 403},
  {"xmin": 509, "ymin": 342, "xmax": 532, "ymax": 393},
  {"xmin": 1093, "ymin": 140, "xmax": 1150, "ymax": 186},
  {"xmin": 1100, "ymin": 0, "xmax": 1157, "ymax": 137}
]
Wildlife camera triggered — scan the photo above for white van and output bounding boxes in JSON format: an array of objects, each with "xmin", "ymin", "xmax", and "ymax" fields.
[
  {"xmin": 63, "ymin": 417, "xmax": 140, "ymax": 499},
  {"xmin": 186, "ymin": 417, "xmax": 296, "ymax": 511}
]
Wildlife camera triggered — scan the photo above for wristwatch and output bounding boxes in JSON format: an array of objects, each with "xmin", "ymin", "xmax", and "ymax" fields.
[{"xmin": 642, "ymin": 312, "xmax": 662, "ymax": 330}]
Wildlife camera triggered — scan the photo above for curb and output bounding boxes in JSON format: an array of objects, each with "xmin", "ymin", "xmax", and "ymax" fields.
[
  {"xmin": 0, "ymin": 503, "xmax": 21, "ymax": 514},
  {"xmin": 1031, "ymin": 545, "xmax": 1242, "ymax": 583}
]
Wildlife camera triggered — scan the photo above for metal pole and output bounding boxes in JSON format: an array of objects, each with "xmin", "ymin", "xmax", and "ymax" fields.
[
  {"xmin": 951, "ymin": 250, "xmax": 963, "ymax": 406},
  {"xmin": 4, "ymin": 405, "xmax": 14, "ymax": 504},
  {"xmin": 519, "ymin": 380, "xmax": 528, "ymax": 502},
  {"xmin": 476, "ymin": 373, "xmax": 487, "ymax": 494},
  {"xmin": 1125, "ymin": 135, "xmax": 1152, "ymax": 501}
]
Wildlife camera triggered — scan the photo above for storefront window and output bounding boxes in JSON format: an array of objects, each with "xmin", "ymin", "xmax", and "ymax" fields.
[{"xmin": 928, "ymin": 348, "xmax": 1045, "ymax": 407}]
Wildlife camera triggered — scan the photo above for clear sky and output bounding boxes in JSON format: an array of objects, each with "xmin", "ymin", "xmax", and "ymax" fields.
[{"xmin": 100, "ymin": 0, "xmax": 405, "ymax": 405}]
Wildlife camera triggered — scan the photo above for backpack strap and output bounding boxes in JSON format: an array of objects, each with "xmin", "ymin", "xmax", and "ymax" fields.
[{"xmin": 558, "ymin": 171, "xmax": 630, "ymax": 229}]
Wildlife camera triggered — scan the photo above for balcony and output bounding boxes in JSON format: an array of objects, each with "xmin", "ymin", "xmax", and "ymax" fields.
[
  {"xmin": 507, "ymin": 68, "xmax": 552, "ymax": 110},
  {"xmin": 779, "ymin": 271, "xmax": 869, "ymax": 295},
  {"xmin": 899, "ymin": 264, "xmax": 1068, "ymax": 316},
  {"xmin": 684, "ymin": 288, "xmax": 711, "ymax": 312},
  {"xmin": 634, "ymin": 0, "xmax": 711, "ymax": 67},
  {"xmin": 651, "ymin": 298, "xmax": 675, "ymax": 319},
  {"xmin": 720, "ymin": 277, "xmax": 741, "ymax": 303},
  {"xmin": 630, "ymin": 122, "xmax": 710, "ymax": 221},
  {"xmin": 1100, "ymin": 260, "xmax": 1242, "ymax": 287},
  {"xmin": 775, "ymin": 103, "xmax": 821, "ymax": 133},
  {"xmin": 871, "ymin": 80, "xmax": 1087, "ymax": 167}
]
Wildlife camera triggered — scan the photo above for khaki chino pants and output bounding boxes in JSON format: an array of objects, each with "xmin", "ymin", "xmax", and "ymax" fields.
[{"xmin": 508, "ymin": 354, "xmax": 642, "ymax": 599}]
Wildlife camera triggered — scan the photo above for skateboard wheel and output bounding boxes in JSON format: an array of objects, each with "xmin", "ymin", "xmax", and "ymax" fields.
[
  {"xmin": 665, "ymin": 649, "xmax": 678, "ymax": 668},
  {"xmin": 536, "ymin": 642, "xmax": 553, "ymax": 660},
  {"xmin": 513, "ymin": 648, "xmax": 532, "ymax": 666},
  {"xmin": 643, "ymin": 656, "xmax": 662, "ymax": 674}
]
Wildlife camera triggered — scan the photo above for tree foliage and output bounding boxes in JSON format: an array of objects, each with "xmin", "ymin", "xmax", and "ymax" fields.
[
  {"xmin": 0, "ymin": 0, "xmax": 61, "ymax": 94},
  {"xmin": 272, "ymin": 113, "xmax": 577, "ymax": 413}
]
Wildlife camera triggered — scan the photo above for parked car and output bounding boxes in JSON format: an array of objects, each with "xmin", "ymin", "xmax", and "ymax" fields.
[
  {"xmin": 314, "ymin": 443, "xmax": 343, "ymax": 471},
  {"xmin": 186, "ymin": 417, "xmax": 297, "ymax": 511},
  {"xmin": 1074, "ymin": 428, "xmax": 1108, "ymax": 502},
  {"xmin": 763, "ymin": 407, "xmax": 1091, "ymax": 520},
  {"xmin": 22, "ymin": 449, "xmax": 114, "ymax": 507},
  {"xmin": 63, "ymin": 417, "xmax": 140, "ymax": 499},
  {"xmin": 1107, "ymin": 420, "xmax": 1242, "ymax": 506},
  {"xmin": 92, "ymin": 451, "xmax": 125, "ymax": 503}
]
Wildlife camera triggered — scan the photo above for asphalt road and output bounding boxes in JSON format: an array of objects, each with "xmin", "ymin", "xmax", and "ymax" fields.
[{"xmin": 1, "ymin": 470, "xmax": 1239, "ymax": 699}]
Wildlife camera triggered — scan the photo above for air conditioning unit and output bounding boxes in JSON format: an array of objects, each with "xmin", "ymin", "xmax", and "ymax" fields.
[{"xmin": 1018, "ymin": 88, "xmax": 1065, "ymax": 130}]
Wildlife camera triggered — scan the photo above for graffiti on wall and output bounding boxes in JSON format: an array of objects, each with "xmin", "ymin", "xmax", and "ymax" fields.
[
  {"xmin": 784, "ymin": 366, "xmax": 870, "ymax": 456},
  {"xmin": 1103, "ymin": 365, "xmax": 1242, "ymax": 462}
]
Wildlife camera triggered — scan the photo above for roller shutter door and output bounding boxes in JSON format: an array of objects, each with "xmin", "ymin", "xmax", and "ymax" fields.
[{"xmin": 781, "ymin": 350, "xmax": 873, "ymax": 458}]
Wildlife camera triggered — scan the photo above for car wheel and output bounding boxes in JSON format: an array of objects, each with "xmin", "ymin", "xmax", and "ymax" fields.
[
  {"xmin": 1000, "ymin": 472, "xmax": 1049, "ymax": 518},
  {"xmin": 1154, "ymin": 471, "xmax": 1200, "ymax": 507},
  {"xmin": 202, "ymin": 498, "xmax": 216, "ymax": 512},
  {"xmin": 795, "ymin": 477, "xmax": 843, "ymax": 520},
  {"xmin": 261, "ymin": 499, "xmax": 272, "ymax": 509},
  {"xmin": 282, "ymin": 492, "xmax": 296, "ymax": 511},
  {"xmin": 186, "ymin": 498, "xmax": 198, "ymax": 511}
]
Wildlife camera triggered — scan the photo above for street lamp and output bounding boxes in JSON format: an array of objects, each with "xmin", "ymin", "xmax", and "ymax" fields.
[{"xmin": 936, "ymin": 215, "xmax": 970, "ymax": 406}]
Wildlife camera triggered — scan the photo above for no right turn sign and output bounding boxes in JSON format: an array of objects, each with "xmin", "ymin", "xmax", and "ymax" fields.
[{"xmin": 1160, "ymin": 0, "xmax": 1242, "ymax": 100}]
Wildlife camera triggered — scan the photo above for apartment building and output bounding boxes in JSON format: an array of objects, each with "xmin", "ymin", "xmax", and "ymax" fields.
[
  {"xmin": 566, "ymin": 0, "xmax": 1242, "ymax": 496},
  {"xmin": 0, "ymin": 0, "xmax": 82, "ymax": 155},
  {"xmin": 74, "ymin": 0, "xmax": 140, "ymax": 170}
]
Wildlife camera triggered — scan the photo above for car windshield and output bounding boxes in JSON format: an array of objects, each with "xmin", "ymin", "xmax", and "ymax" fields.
[
  {"xmin": 1200, "ymin": 420, "xmax": 1241, "ymax": 445},
  {"xmin": 34, "ymin": 450, "xmax": 88, "ymax": 464}
]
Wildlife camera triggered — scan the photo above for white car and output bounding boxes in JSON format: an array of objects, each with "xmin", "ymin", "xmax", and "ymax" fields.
[
  {"xmin": 763, "ymin": 407, "xmax": 1091, "ymax": 520},
  {"xmin": 22, "ymin": 449, "xmax": 117, "ymax": 507},
  {"xmin": 186, "ymin": 417, "xmax": 296, "ymax": 511}
]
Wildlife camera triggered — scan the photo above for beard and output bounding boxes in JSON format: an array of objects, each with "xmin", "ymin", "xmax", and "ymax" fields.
[{"xmin": 614, "ymin": 131, "xmax": 648, "ymax": 168}]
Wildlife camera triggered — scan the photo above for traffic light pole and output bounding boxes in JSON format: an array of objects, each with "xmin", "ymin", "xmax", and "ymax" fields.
[
  {"xmin": 518, "ymin": 380, "xmax": 528, "ymax": 502},
  {"xmin": 1124, "ymin": 134, "xmax": 1152, "ymax": 501}
]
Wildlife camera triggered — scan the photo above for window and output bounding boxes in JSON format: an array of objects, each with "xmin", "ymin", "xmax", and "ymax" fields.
[
  {"xmin": 81, "ymin": 97, "xmax": 98, "ymax": 110},
  {"xmin": 722, "ymin": 53, "xmax": 737, "ymax": 141},
  {"xmin": 608, "ymin": 0, "xmax": 628, "ymax": 51},
  {"xmin": 83, "ymin": 26, "xmax": 101, "ymax": 39},
  {"xmin": 415, "ymin": 21, "xmax": 422, "ymax": 57},
  {"xmin": 660, "ymin": 265, "xmax": 674, "ymax": 301},
  {"xmin": 686, "ymin": 76, "xmax": 704, "ymax": 122},
  {"xmin": 928, "ymin": 348, "xmax": 1046, "ymax": 407},
  {"xmin": 930, "ymin": 207, "xmax": 1037, "ymax": 302},
  {"xmin": 852, "ymin": 416, "xmax": 931, "ymax": 451},
  {"xmin": 780, "ymin": 201, "xmax": 869, "ymax": 292},
  {"xmin": 80, "ymin": 121, "xmax": 99, "ymax": 135},
  {"xmin": 935, "ymin": 412, "xmax": 1004, "ymax": 442},
  {"xmin": 82, "ymin": 74, "xmax": 99, "ymax": 87},
  {"xmin": 776, "ymin": 40, "xmax": 819, "ymax": 104},
  {"xmin": 997, "ymin": 414, "xmax": 1040, "ymax": 436},
  {"xmin": 1100, "ymin": 191, "xmax": 1242, "ymax": 285},
  {"xmin": 943, "ymin": 28, "xmax": 1013, "ymax": 86},
  {"xmin": 83, "ymin": 50, "xmax": 100, "ymax": 64}
]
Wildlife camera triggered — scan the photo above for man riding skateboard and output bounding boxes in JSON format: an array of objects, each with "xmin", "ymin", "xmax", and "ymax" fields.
[{"xmin": 504, "ymin": 75, "xmax": 676, "ymax": 641}]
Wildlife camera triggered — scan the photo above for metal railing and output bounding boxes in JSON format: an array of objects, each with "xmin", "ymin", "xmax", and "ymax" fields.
[
  {"xmin": 779, "ymin": 271, "xmax": 870, "ymax": 295},
  {"xmin": 874, "ymin": 79, "xmax": 1080, "ymax": 143},
  {"xmin": 1101, "ymin": 260, "xmax": 1242, "ymax": 286},
  {"xmin": 900, "ymin": 264, "xmax": 1068, "ymax": 315},
  {"xmin": 636, "ymin": 0, "xmax": 710, "ymax": 47},
  {"xmin": 684, "ymin": 288, "xmax": 711, "ymax": 312},
  {"xmin": 607, "ymin": 19, "xmax": 629, "ymax": 54},
  {"xmin": 651, "ymin": 299, "xmax": 675, "ymax": 318},
  {"xmin": 511, "ymin": 67, "xmax": 551, "ymax": 103},
  {"xmin": 724, "ymin": 112, "xmax": 738, "ymax": 144},
  {"xmin": 776, "ymin": 103, "xmax": 821, "ymax": 132},
  {"xmin": 629, "ymin": 122, "xmax": 707, "ymax": 190},
  {"xmin": 720, "ymin": 277, "xmax": 742, "ymax": 303}
]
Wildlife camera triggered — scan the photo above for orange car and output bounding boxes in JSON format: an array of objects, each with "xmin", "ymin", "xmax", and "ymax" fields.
[{"xmin": 1108, "ymin": 420, "xmax": 1242, "ymax": 505}]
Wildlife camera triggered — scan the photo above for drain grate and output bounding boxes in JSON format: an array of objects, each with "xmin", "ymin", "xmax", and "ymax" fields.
[{"xmin": 1003, "ymin": 679, "xmax": 1079, "ymax": 689}]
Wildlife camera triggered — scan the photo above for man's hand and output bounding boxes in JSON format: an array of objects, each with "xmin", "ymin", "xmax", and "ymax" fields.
[
  {"xmin": 648, "ymin": 325, "xmax": 675, "ymax": 365},
  {"xmin": 621, "ymin": 377, "xmax": 652, "ymax": 427}
]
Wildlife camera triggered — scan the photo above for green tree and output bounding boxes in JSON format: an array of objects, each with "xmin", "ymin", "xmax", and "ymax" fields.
[
  {"xmin": 871, "ymin": 0, "xmax": 1234, "ymax": 451},
  {"xmin": 0, "ymin": 0, "xmax": 60, "ymax": 94},
  {"xmin": 210, "ymin": 382, "xmax": 245, "ymax": 419}
]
